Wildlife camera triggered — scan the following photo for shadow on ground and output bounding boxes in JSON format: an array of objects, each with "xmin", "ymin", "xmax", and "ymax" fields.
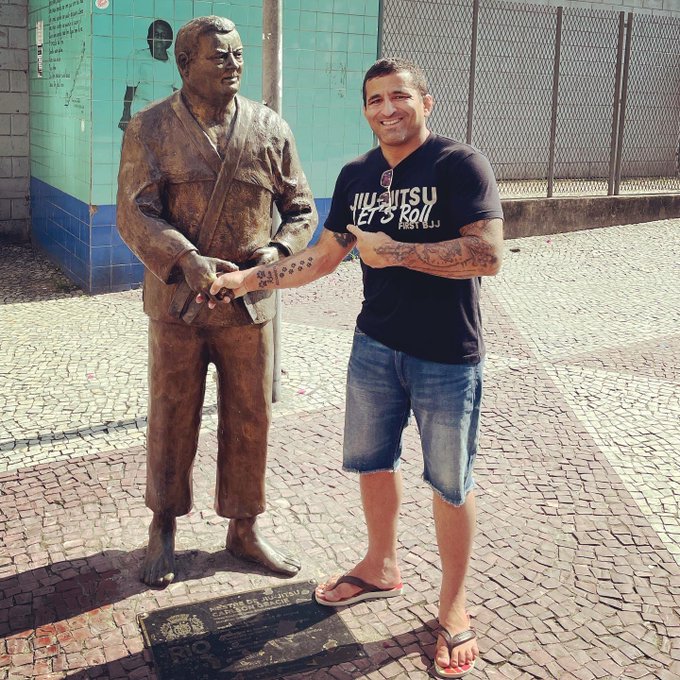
[
  {"xmin": 0, "ymin": 243, "xmax": 83, "ymax": 304},
  {"xmin": 0, "ymin": 547, "xmax": 299, "ymax": 639}
]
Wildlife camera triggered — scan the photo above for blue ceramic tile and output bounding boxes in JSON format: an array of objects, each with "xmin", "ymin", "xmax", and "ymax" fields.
[
  {"xmin": 64, "ymin": 230, "xmax": 79, "ymax": 255},
  {"xmin": 91, "ymin": 225, "xmax": 112, "ymax": 247},
  {"xmin": 75, "ymin": 239, "xmax": 88, "ymax": 263},
  {"xmin": 91, "ymin": 246, "xmax": 112, "ymax": 267},
  {"xmin": 111, "ymin": 226, "xmax": 125, "ymax": 247},
  {"xmin": 68, "ymin": 215, "xmax": 80, "ymax": 237},
  {"xmin": 79, "ymin": 221, "xmax": 89, "ymax": 244},
  {"xmin": 111, "ymin": 265, "xmax": 131, "ymax": 286},
  {"xmin": 92, "ymin": 204, "xmax": 116, "ymax": 226},
  {"xmin": 112, "ymin": 243, "xmax": 135, "ymax": 265},
  {"xmin": 91, "ymin": 266, "xmax": 112, "ymax": 292}
]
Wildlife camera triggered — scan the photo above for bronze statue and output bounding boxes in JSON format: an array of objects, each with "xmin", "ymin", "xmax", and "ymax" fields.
[{"xmin": 117, "ymin": 16, "xmax": 316, "ymax": 587}]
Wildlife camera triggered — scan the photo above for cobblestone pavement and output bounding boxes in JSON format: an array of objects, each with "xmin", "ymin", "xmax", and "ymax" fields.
[{"xmin": 1, "ymin": 219, "xmax": 679, "ymax": 680}]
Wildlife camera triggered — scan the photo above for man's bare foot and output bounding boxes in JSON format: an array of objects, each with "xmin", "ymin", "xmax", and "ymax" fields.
[
  {"xmin": 140, "ymin": 512, "xmax": 176, "ymax": 588},
  {"xmin": 226, "ymin": 517, "xmax": 301, "ymax": 576},
  {"xmin": 435, "ymin": 610, "xmax": 478, "ymax": 673},
  {"xmin": 314, "ymin": 559, "xmax": 401, "ymax": 604}
]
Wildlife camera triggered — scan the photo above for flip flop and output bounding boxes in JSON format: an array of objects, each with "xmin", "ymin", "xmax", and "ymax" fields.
[
  {"xmin": 314, "ymin": 574, "xmax": 403, "ymax": 607},
  {"xmin": 434, "ymin": 626, "xmax": 477, "ymax": 678}
]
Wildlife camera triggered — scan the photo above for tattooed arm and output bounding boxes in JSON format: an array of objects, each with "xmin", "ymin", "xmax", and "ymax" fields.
[
  {"xmin": 347, "ymin": 218, "xmax": 503, "ymax": 279},
  {"xmin": 204, "ymin": 228, "xmax": 357, "ymax": 306}
]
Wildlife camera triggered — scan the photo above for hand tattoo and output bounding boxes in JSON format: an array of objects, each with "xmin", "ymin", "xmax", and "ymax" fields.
[{"xmin": 255, "ymin": 256, "xmax": 314, "ymax": 288}]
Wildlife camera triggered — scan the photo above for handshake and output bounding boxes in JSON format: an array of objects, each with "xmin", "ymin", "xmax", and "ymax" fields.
[
  {"xmin": 183, "ymin": 245, "xmax": 280, "ymax": 310},
  {"xmin": 196, "ymin": 267, "xmax": 250, "ymax": 310}
]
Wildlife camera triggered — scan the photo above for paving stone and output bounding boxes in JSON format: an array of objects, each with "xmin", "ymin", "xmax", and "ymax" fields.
[{"xmin": 1, "ymin": 222, "xmax": 679, "ymax": 678}]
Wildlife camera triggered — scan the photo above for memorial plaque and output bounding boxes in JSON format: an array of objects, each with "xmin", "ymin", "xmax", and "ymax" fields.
[{"xmin": 138, "ymin": 581, "xmax": 365, "ymax": 679}]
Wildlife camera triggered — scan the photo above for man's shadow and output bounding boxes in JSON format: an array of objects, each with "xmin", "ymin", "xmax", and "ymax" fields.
[{"xmin": 0, "ymin": 545, "xmax": 293, "ymax": 638}]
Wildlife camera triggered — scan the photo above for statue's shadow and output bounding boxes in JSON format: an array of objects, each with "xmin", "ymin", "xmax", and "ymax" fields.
[{"xmin": 0, "ymin": 545, "xmax": 290, "ymax": 638}]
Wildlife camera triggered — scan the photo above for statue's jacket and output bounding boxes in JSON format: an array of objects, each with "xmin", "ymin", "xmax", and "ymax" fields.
[{"xmin": 117, "ymin": 91, "xmax": 317, "ymax": 326}]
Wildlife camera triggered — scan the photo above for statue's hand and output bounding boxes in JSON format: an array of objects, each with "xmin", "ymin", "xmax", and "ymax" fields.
[
  {"xmin": 179, "ymin": 251, "xmax": 218, "ymax": 299},
  {"xmin": 205, "ymin": 257, "xmax": 239, "ymax": 276},
  {"xmin": 250, "ymin": 245, "xmax": 282, "ymax": 267},
  {"xmin": 193, "ymin": 257, "xmax": 239, "ymax": 306}
]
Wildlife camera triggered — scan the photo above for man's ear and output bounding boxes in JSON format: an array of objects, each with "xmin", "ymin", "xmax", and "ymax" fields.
[{"xmin": 423, "ymin": 93, "xmax": 434, "ymax": 117}]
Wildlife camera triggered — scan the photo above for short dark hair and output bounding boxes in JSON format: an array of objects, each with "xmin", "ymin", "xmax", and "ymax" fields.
[
  {"xmin": 362, "ymin": 58, "xmax": 429, "ymax": 105},
  {"xmin": 175, "ymin": 16, "xmax": 236, "ymax": 70},
  {"xmin": 147, "ymin": 19, "xmax": 173, "ymax": 42}
]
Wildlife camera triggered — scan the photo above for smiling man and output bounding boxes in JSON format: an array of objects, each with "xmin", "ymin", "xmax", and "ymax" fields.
[
  {"xmin": 117, "ymin": 16, "xmax": 316, "ymax": 588},
  {"xmin": 204, "ymin": 58, "xmax": 503, "ymax": 677}
]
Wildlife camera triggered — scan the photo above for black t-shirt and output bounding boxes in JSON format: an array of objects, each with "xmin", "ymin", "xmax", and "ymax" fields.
[{"xmin": 325, "ymin": 133, "xmax": 503, "ymax": 364}]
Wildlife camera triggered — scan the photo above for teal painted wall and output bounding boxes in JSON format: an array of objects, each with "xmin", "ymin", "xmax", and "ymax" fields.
[
  {"xmin": 27, "ymin": 0, "xmax": 379, "ymax": 292},
  {"xmin": 29, "ymin": 0, "xmax": 91, "ymax": 204},
  {"xmin": 281, "ymin": 0, "xmax": 380, "ymax": 198},
  {"xmin": 87, "ymin": 0, "xmax": 378, "ymax": 205}
]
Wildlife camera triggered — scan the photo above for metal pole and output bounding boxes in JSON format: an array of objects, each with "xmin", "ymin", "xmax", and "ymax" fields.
[
  {"xmin": 614, "ymin": 12, "xmax": 633, "ymax": 196},
  {"xmin": 377, "ymin": 0, "xmax": 384, "ymax": 58},
  {"xmin": 262, "ymin": 0, "xmax": 283, "ymax": 402},
  {"xmin": 547, "ymin": 7, "xmax": 563, "ymax": 199},
  {"xmin": 608, "ymin": 12, "xmax": 625, "ymax": 195},
  {"xmin": 466, "ymin": 0, "xmax": 480, "ymax": 145}
]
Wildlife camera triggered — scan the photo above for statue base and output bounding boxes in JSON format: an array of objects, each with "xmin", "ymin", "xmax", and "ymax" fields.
[{"xmin": 138, "ymin": 580, "xmax": 365, "ymax": 679}]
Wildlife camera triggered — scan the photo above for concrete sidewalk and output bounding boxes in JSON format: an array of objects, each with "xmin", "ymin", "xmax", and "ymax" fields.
[{"xmin": 1, "ymin": 219, "xmax": 679, "ymax": 679}]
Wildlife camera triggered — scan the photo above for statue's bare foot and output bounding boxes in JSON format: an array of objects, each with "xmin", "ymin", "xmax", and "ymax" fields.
[
  {"xmin": 226, "ymin": 517, "xmax": 301, "ymax": 576},
  {"xmin": 141, "ymin": 512, "xmax": 177, "ymax": 588}
]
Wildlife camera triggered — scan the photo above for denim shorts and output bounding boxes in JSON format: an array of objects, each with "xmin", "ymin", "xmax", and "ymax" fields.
[{"xmin": 343, "ymin": 328, "xmax": 483, "ymax": 506}]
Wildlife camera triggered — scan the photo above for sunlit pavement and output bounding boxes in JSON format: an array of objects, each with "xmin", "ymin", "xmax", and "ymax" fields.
[{"xmin": 1, "ymin": 219, "xmax": 679, "ymax": 679}]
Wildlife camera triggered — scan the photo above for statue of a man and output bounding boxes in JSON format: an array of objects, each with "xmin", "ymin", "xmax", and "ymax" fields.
[{"xmin": 117, "ymin": 15, "xmax": 316, "ymax": 587}]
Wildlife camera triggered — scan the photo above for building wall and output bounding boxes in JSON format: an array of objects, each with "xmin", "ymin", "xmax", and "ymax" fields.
[
  {"xmin": 0, "ymin": 0, "xmax": 29, "ymax": 242},
  {"xmin": 27, "ymin": 0, "xmax": 379, "ymax": 293},
  {"xmin": 28, "ymin": 0, "xmax": 91, "ymax": 287}
]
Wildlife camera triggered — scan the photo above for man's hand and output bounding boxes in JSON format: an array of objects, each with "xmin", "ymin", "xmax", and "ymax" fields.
[
  {"xmin": 181, "ymin": 251, "xmax": 238, "ymax": 302},
  {"xmin": 347, "ymin": 224, "xmax": 398, "ymax": 268},
  {"xmin": 201, "ymin": 269, "xmax": 250, "ymax": 309},
  {"xmin": 195, "ymin": 246, "xmax": 281, "ymax": 309}
]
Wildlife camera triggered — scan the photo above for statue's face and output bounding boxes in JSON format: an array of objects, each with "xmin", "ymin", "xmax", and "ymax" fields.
[{"xmin": 182, "ymin": 30, "xmax": 244, "ymax": 104}]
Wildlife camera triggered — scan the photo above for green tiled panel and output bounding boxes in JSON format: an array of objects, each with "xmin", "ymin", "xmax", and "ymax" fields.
[
  {"xmin": 28, "ymin": 0, "xmax": 380, "ymax": 206},
  {"xmin": 28, "ymin": 0, "xmax": 92, "ymax": 204},
  {"xmin": 289, "ymin": 0, "xmax": 379, "ymax": 196}
]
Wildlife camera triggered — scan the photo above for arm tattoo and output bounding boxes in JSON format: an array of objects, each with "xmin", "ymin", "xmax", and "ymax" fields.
[
  {"xmin": 374, "ymin": 241, "xmax": 417, "ymax": 262},
  {"xmin": 255, "ymin": 256, "xmax": 315, "ymax": 288},
  {"xmin": 375, "ymin": 219, "xmax": 498, "ymax": 276},
  {"xmin": 332, "ymin": 231, "xmax": 357, "ymax": 248}
]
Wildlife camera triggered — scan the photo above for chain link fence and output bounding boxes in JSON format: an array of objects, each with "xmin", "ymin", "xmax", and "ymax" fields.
[{"xmin": 380, "ymin": 0, "xmax": 680, "ymax": 198}]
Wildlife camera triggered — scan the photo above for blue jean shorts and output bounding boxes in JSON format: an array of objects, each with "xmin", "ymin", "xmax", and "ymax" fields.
[{"xmin": 343, "ymin": 328, "xmax": 483, "ymax": 506}]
